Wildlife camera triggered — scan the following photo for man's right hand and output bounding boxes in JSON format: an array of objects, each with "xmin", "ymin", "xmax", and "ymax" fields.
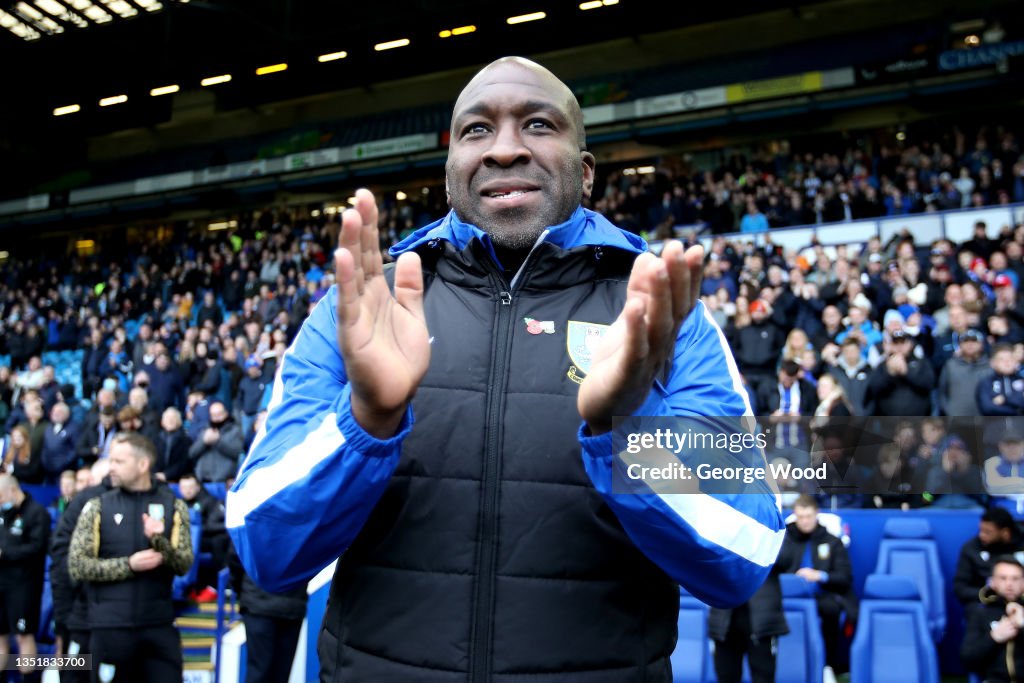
[
  {"xmin": 335, "ymin": 189, "xmax": 430, "ymax": 439},
  {"xmin": 128, "ymin": 549, "xmax": 164, "ymax": 572}
]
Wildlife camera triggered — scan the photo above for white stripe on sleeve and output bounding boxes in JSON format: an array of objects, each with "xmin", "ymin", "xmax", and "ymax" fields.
[
  {"xmin": 226, "ymin": 411, "xmax": 345, "ymax": 529},
  {"xmin": 657, "ymin": 492, "xmax": 784, "ymax": 567}
]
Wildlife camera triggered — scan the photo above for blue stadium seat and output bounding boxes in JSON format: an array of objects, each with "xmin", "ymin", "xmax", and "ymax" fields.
[
  {"xmin": 850, "ymin": 574, "xmax": 938, "ymax": 683},
  {"xmin": 873, "ymin": 517, "xmax": 945, "ymax": 641},
  {"xmin": 671, "ymin": 586, "xmax": 713, "ymax": 683},
  {"xmin": 172, "ymin": 509, "xmax": 203, "ymax": 601},
  {"xmin": 776, "ymin": 574, "xmax": 826, "ymax": 683}
]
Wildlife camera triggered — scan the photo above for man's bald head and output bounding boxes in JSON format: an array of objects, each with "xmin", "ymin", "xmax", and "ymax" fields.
[
  {"xmin": 453, "ymin": 57, "xmax": 586, "ymax": 149},
  {"xmin": 446, "ymin": 57, "xmax": 595, "ymax": 248},
  {"xmin": 0, "ymin": 474, "xmax": 19, "ymax": 494}
]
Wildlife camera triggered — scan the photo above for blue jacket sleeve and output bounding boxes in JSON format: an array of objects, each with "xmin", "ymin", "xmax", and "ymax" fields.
[
  {"xmin": 977, "ymin": 374, "xmax": 1016, "ymax": 416},
  {"xmin": 579, "ymin": 301, "xmax": 784, "ymax": 608},
  {"xmin": 226, "ymin": 288, "xmax": 413, "ymax": 592}
]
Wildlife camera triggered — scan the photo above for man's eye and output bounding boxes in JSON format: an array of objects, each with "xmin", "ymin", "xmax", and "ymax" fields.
[
  {"xmin": 526, "ymin": 119, "xmax": 553, "ymax": 130},
  {"xmin": 463, "ymin": 123, "xmax": 489, "ymax": 136}
]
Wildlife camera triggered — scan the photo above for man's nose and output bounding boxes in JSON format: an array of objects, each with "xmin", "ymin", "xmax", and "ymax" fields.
[{"xmin": 482, "ymin": 125, "xmax": 531, "ymax": 167}]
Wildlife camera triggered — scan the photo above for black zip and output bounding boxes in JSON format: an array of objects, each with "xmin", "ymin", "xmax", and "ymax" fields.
[
  {"xmin": 131, "ymin": 494, "xmax": 141, "ymax": 624},
  {"xmin": 470, "ymin": 249, "xmax": 536, "ymax": 681}
]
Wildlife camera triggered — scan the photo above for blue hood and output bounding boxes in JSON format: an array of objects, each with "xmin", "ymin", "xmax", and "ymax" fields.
[{"xmin": 389, "ymin": 206, "xmax": 647, "ymax": 267}]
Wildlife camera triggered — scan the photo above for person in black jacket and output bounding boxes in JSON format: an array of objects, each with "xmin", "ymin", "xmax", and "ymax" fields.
[
  {"xmin": 235, "ymin": 356, "xmax": 269, "ymax": 445},
  {"xmin": 962, "ymin": 556, "xmax": 1024, "ymax": 681},
  {"xmin": 954, "ymin": 507, "xmax": 1024, "ymax": 609},
  {"xmin": 75, "ymin": 404, "xmax": 117, "ymax": 465},
  {"xmin": 146, "ymin": 352, "xmax": 186, "ymax": 414},
  {"xmin": 708, "ymin": 555, "xmax": 788, "ymax": 683},
  {"xmin": 227, "ymin": 541, "xmax": 308, "ymax": 683},
  {"xmin": 178, "ymin": 472, "xmax": 228, "ymax": 590},
  {"xmin": 154, "ymin": 408, "xmax": 193, "ymax": 482},
  {"xmin": 80, "ymin": 329, "xmax": 107, "ymax": 399},
  {"xmin": 3, "ymin": 424, "xmax": 45, "ymax": 485},
  {"xmin": 0, "ymin": 474, "xmax": 51, "ymax": 683},
  {"xmin": 868, "ymin": 329, "xmax": 936, "ymax": 416},
  {"xmin": 775, "ymin": 495, "xmax": 857, "ymax": 675},
  {"xmin": 757, "ymin": 360, "xmax": 819, "ymax": 418},
  {"xmin": 68, "ymin": 433, "xmax": 193, "ymax": 683},
  {"xmin": 732, "ymin": 299, "xmax": 785, "ymax": 396},
  {"xmin": 49, "ymin": 462, "xmax": 113, "ymax": 683},
  {"xmin": 41, "ymin": 402, "xmax": 79, "ymax": 484}
]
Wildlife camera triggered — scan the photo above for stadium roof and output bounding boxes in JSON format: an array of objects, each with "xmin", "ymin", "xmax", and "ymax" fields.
[
  {"xmin": 2, "ymin": 0, "xmax": 851, "ymax": 125},
  {"xmin": 1, "ymin": 0, "xmax": 1019, "ymax": 208}
]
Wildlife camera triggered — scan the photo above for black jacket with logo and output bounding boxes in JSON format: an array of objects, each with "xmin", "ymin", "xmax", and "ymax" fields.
[
  {"xmin": 68, "ymin": 482, "xmax": 192, "ymax": 628},
  {"xmin": 955, "ymin": 532, "xmax": 1024, "ymax": 607},
  {"xmin": 0, "ymin": 491, "xmax": 50, "ymax": 587},
  {"xmin": 775, "ymin": 521, "xmax": 859, "ymax": 622},
  {"xmin": 961, "ymin": 586, "xmax": 1024, "ymax": 682},
  {"xmin": 316, "ymin": 240, "xmax": 682, "ymax": 682}
]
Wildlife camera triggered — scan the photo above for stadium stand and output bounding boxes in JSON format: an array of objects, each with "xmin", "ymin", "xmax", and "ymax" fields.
[
  {"xmin": 2, "ymin": 0, "xmax": 1023, "ymax": 680},
  {"xmin": 2, "ymin": 121, "xmax": 1024, "ymax": 680}
]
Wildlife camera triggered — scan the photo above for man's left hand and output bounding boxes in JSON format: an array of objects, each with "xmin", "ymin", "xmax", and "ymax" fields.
[
  {"xmin": 142, "ymin": 513, "xmax": 165, "ymax": 539},
  {"xmin": 578, "ymin": 241, "xmax": 704, "ymax": 435}
]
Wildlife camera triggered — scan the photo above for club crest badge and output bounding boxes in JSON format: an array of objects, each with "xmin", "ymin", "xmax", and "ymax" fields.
[
  {"xmin": 566, "ymin": 320, "xmax": 609, "ymax": 384},
  {"xmin": 114, "ymin": 513, "xmax": 123, "ymax": 526}
]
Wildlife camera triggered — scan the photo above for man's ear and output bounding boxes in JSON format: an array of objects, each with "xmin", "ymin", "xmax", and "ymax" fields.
[{"xmin": 581, "ymin": 151, "xmax": 596, "ymax": 200}]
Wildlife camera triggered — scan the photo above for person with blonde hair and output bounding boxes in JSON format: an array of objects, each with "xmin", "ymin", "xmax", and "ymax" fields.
[
  {"xmin": 813, "ymin": 374, "xmax": 854, "ymax": 423},
  {"xmin": 780, "ymin": 328, "xmax": 811, "ymax": 365}
]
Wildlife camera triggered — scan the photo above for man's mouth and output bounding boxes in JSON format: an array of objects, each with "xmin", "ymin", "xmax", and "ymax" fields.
[
  {"xmin": 479, "ymin": 181, "xmax": 540, "ymax": 200},
  {"xmin": 486, "ymin": 189, "xmax": 534, "ymax": 199}
]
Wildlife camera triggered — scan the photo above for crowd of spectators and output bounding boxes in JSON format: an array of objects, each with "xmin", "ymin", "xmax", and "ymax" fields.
[
  {"xmin": 0, "ymin": 124, "xmax": 1023, "ymax": 508},
  {"xmin": 0, "ymin": 118, "xmax": 1021, "ymax": 682},
  {"xmin": 589, "ymin": 124, "xmax": 1024, "ymax": 237}
]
